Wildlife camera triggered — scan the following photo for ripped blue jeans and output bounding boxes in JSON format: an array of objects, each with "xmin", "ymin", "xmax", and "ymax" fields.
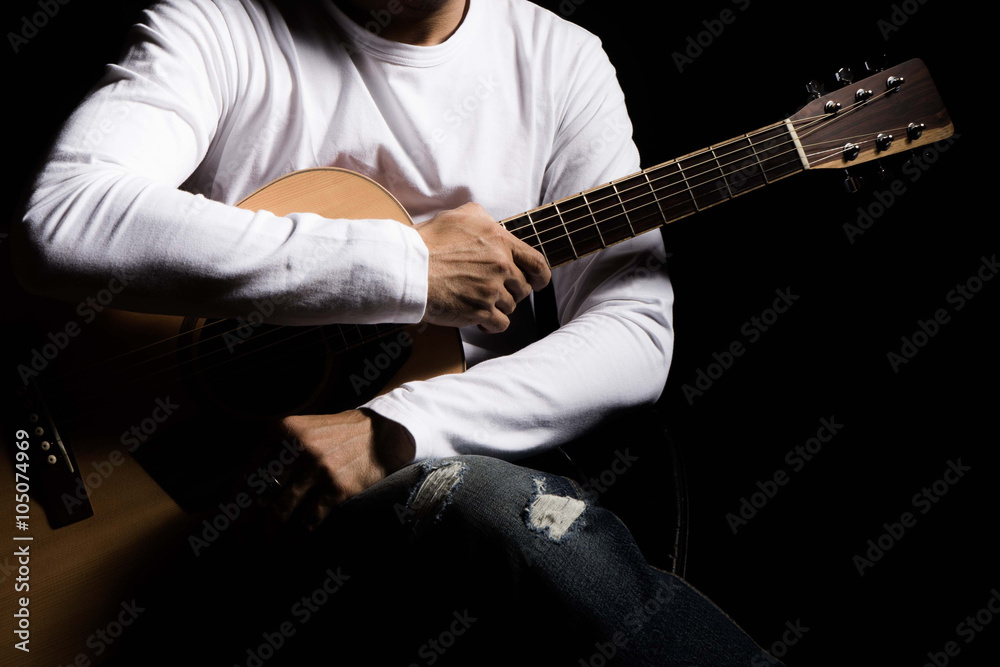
[{"xmin": 122, "ymin": 455, "xmax": 784, "ymax": 666}]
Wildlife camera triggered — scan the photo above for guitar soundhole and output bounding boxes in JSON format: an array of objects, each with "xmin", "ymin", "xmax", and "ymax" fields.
[{"xmin": 182, "ymin": 319, "xmax": 333, "ymax": 420}]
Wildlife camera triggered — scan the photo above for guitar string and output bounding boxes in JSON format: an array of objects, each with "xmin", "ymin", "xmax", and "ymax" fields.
[
  {"xmin": 36, "ymin": 139, "xmax": 815, "ymax": 395},
  {"xmin": 500, "ymin": 85, "xmax": 898, "ymax": 235},
  {"xmin": 34, "ymin": 88, "xmax": 918, "ymax": 393},
  {"xmin": 42, "ymin": 87, "xmax": 904, "ymax": 384},
  {"xmin": 504, "ymin": 126, "xmax": 909, "ymax": 255},
  {"xmin": 497, "ymin": 72, "xmax": 912, "ymax": 242},
  {"xmin": 34, "ymin": 125, "xmax": 902, "ymax": 405},
  {"xmin": 502, "ymin": 85, "xmax": 903, "ymax": 238},
  {"xmin": 32, "ymin": 124, "xmax": 903, "ymax": 402},
  {"xmin": 502, "ymin": 118, "xmax": 820, "ymax": 236},
  {"xmin": 30, "ymin": 145, "xmax": 839, "ymax": 410}
]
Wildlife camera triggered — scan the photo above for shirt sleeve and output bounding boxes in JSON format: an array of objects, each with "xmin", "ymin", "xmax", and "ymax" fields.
[
  {"xmin": 12, "ymin": 0, "xmax": 428, "ymax": 325},
  {"xmin": 363, "ymin": 33, "xmax": 674, "ymax": 461}
]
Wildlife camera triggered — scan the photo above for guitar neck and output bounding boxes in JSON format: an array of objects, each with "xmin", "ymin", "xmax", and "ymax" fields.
[{"xmin": 500, "ymin": 119, "xmax": 807, "ymax": 268}]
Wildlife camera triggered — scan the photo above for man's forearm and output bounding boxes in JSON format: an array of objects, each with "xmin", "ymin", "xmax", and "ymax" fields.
[{"xmin": 362, "ymin": 233, "xmax": 674, "ymax": 461}]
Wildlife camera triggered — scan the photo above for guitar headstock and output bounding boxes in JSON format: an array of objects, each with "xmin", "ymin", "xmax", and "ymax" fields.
[{"xmin": 788, "ymin": 58, "xmax": 953, "ymax": 169}]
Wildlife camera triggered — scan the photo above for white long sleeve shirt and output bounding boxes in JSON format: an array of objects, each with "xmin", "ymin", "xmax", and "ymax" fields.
[{"xmin": 15, "ymin": 0, "xmax": 674, "ymax": 462}]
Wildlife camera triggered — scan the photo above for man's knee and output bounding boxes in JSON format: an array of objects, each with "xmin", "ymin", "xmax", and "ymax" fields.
[{"xmin": 399, "ymin": 456, "xmax": 587, "ymax": 543}]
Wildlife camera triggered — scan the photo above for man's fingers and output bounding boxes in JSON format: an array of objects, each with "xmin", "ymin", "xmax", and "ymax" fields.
[
  {"xmin": 509, "ymin": 239, "xmax": 551, "ymax": 291},
  {"xmin": 270, "ymin": 468, "xmax": 314, "ymax": 524},
  {"xmin": 503, "ymin": 275, "xmax": 532, "ymax": 303},
  {"xmin": 478, "ymin": 309, "xmax": 510, "ymax": 334},
  {"xmin": 289, "ymin": 484, "xmax": 339, "ymax": 533},
  {"xmin": 495, "ymin": 291, "xmax": 517, "ymax": 315}
]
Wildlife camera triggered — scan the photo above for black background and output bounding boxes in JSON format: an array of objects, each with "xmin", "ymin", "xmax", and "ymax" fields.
[{"xmin": 1, "ymin": 0, "xmax": 994, "ymax": 665}]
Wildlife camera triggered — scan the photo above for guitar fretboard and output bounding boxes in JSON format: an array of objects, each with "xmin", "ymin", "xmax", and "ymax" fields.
[{"xmin": 500, "ymin": 120, "xmax": 804, "ymax": 268}]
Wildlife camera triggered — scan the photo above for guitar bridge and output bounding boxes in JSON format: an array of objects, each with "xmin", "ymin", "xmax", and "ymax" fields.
[{"xmin": 11, "ymin": 378, "xmax": 94, "ymax": 528}]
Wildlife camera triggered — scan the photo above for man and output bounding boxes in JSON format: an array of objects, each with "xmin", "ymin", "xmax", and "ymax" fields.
[{"xmin": 13, "ymin": 0, "xmax": 781, "ymax": 663}]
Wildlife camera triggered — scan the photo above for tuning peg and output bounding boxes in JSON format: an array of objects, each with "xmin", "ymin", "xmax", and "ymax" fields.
[
  {"xmin": 864, "ymin": 54, "xmax": 889, "ymax": 74},
  {"xmin": 843, "ymin": 168, "xmax": 863, "ymax": 194},
  {"xmin": 834, "ymin": 67, "xmax": 854, "ymax": 87},
  {"xmin": 805, "ymin": 79, "xmax": 824, "ymax": 100}
]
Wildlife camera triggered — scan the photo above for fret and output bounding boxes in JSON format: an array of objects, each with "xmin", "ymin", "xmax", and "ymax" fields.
[
  {"xmin": 709, "ymin": 148, "xmax": 734, "ymax": 199},
  {"xmin": 343, "ymin": 324, "xmax": 365, "ymax": 348},
  {"xmin": 643, "ymin": 169, "xmax": 668, "ymax": 224},
  {"xmin": 746, "ymin": 133, "xmax": 770, "ymax": 185},
  {"xmin": 528, "ymin": 206, "xmax": 575, "ymax": 267},
  {"xmin": 611, "ymin": 182, "xmax": 636, "ymax": 237},
  {"xmin": 674, "ymin": 161, "xmax": 700, "ymax": 212},
  {"xmin": 524, "ymin": 212, "xmax": 548, "ymax": 265},
  {"xmin": 586, "ymin": 184, "xmax": 633, "ymax": 246},
  {"xmin": 334, "ymin": 324, "xmax": 350, "ymax": 351},
  {"xmin": 580, "ymin": 192, "xmax": 607, "ymax": 249},
  {"xmin": 553, "ymin": 205, "xmax": 579, "ymax": 260},
  {"xmin": 645, "ymin": 162, "xmax": 697, "ymax": 224},
  {"xmin": 752, "ymin": 123, "xmax": 803, "ymax": 182},
  {"xmin": 715, "ymin": 136, "xmax": 767, "ymax": 196},
  {"xmin": 557, "ymin": 194, "xmax": 603, "ymax": 257},
  {"xmin": 503, "ymin": 215, "xmax": 539, "ymax": 246},
  {"xmin": 616, "ymin": 173, "xmax": 663, "ymax": 234},
  {"xmin": 678, "ymin": 148, "xmax": 729, "ymax": 210},
  {"xmin": 495, "ymin": 121, "xmax": 803, "ymax": 271}
]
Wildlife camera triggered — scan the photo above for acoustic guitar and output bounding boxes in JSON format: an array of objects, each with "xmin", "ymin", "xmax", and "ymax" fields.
[{"xmin": 1, "ymin": 58, "xmax": 952, "ymax": 665}]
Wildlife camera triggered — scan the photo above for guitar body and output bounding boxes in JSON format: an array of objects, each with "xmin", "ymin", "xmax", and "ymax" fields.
[{"xmin": 0, "ymin": 168, "xmax": 464, "ymax": 666}]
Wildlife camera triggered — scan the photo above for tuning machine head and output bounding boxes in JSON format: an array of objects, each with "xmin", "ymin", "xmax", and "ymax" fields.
[
  {"xmin": 843, "ymin": 168, "xmax": 863, "ymax": 194},
  {"xmin": 835, "ymin": 67, "xmax": 855, "ymax": 87},
  {"xmin": 864, "ymin": 54, "xmax": 889, "ymax": 74},
  {"xmin": 907, "ymin": 122, "xmax": 926, "ymax": 140}
]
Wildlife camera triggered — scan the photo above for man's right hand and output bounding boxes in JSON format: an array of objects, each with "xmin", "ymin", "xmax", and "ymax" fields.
[{"xmin": 415, "ymin": 202, "xmax": 551, "ymax": 333}]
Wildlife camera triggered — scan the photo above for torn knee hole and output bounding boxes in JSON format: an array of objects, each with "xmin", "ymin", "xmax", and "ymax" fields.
[
  {"xmin": 406, "ymin": 460, "xmax": 467, "ymax": 528},
  {"xmin": 525, "ymin": 476, "xmax": 586, "ymax": 542}
]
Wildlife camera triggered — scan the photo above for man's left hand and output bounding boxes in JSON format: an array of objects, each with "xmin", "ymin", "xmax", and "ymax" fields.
[{"xmin": 267, "ymin": 409, "xmax": 415, "ymax": 533}]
